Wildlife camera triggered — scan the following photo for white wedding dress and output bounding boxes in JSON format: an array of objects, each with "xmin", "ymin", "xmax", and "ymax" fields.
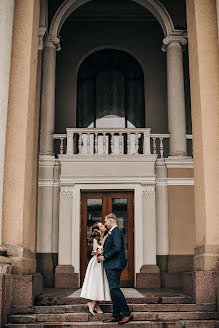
[{"xmin": 80, "ymin": 238, "xmax": 111, "ymax": 301}]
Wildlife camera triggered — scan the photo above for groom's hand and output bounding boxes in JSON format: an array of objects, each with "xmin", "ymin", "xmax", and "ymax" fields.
[{"xmin": 97, "ymin": 255, "xmax": 105, "ymax": 261}]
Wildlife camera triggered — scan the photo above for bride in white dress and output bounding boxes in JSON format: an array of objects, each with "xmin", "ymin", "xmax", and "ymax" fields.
[{"xmin": 80, "ymin": 222, "xmax": 111, "ymax": 314}]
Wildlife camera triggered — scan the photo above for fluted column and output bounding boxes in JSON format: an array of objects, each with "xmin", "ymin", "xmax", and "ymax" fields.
[
  {"xmin": 39, "ymin": 34, "xmax": 60, "ymax": 155},
  {"xmin": 0, "ymin": 0, "xmax": 15, "ymax": 245},
  {"xmin": 163, "ymin": 36, "xmax": 188, "ymax": 157}
]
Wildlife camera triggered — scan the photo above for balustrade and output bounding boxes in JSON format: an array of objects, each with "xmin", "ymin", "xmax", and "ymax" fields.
[{"xmin": 53, "ymin": 129, "xmax": 193, "ymax": 158}]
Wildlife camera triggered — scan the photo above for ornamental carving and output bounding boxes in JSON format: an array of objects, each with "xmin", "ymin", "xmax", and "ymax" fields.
[
  {"xmin": 60, "ymin": 186, "xmax": 73, "ymax": 197},
  {"xmin": 142, "ymin": 185, "xmax": 155, "ymax": 196}
]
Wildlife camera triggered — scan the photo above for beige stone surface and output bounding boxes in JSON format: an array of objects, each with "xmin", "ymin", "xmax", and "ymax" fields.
[
  {"xmin": 2, "ymin": 0, "xmax": 40, "ymax": 271},
  {"xmin": 168, "ymin": 186, "xmax": 195, "ymax": 254},
  {"xmin": 167, "ymin": 168, "xmax": 194, "ymax": 178},
  {"xmin": 186, "ymin": 0, "xmax": 219, "ymax": 249}
]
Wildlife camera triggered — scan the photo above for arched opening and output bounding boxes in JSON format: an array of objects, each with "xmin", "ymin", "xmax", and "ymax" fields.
[{"xmin": 77, "ymin": 49, "xmax": 145, "ymax": 129}]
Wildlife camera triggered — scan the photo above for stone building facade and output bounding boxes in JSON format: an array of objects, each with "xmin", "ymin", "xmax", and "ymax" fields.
[{"xmin": 0, "ymin": 0, "xmax": 218, "ymax": 326}]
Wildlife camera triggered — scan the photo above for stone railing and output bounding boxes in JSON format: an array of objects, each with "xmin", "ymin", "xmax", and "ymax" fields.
[{"xmin": 53, "ymin": 129, "xmax": 193, "ymax": 158}]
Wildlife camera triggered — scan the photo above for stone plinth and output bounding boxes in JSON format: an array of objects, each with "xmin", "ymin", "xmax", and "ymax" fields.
[
  {"xmin": 12, "ymin": 273, "xmax": 43, "ymax": 307},
  {"xmin": 55, "ymin": 265, "xmax": 79, "ymax": 288}
]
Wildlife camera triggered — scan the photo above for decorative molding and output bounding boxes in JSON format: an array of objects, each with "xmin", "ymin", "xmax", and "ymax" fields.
[
  {"xmin": 60, "ymin": 176, "xmax": 156, "ymax": 185},
  {"xmin": 165, "ymin": 157, "xmax": 193, "ymax": 169},
  {"xmin": 38, "ymin": 27, "xmax": 47, "ymax": 50},
  {"xmin": 44, "ymin": 33, "xmax": 61, "ymax": 51},
  {"xmin": 60, "ymin": 185, "xmax": 74, "ymax": 197},
  {"xmin": 162, "ymin": 35, "xmax": 187, "ymax": 52},
  {"xmin": 167, "ymin": 178, "xmax": 194, "ymax": 186},
  {"xmin": 142, "ymin": 184, "xmax": 155, "ymax": 195},
  {"xmin": 58, "ymin": 154, "xmax": 157, "ymax": 163},
  {"xmin": 38, "ymin": 179, "xmax": 60, "ymax": 187}
]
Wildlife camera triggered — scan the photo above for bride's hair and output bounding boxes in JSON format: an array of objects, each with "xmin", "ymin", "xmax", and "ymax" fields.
[{"xmin": 88, "ymin": 222, "xmax": 101, "ymax": 247}]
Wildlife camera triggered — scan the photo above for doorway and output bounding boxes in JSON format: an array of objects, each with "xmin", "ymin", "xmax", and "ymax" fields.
[{"xmin": 80, "ymin": 191, "xmax": 134, "ymax": 287}]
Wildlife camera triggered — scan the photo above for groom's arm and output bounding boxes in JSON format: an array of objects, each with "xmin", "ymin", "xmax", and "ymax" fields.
[{"xmin": 104, "ymin": 229, "xmax": 122, "ymax": 261}]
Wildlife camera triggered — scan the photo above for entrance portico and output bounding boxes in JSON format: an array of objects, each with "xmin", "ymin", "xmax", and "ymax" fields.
[{"xmin": 0, "ymin": 2, "xmax": 219, "ymax": 325}]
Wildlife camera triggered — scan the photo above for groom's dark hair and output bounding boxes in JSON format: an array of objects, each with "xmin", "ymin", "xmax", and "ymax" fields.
[{"xmin": 105, "ymin": 213, "xmax": 117, "ymax": 221}]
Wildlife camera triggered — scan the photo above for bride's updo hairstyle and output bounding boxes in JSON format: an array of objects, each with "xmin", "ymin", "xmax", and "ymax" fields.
[{"xmin": 88, "ymin": 222, "xmax": 101, "ymax": 247}]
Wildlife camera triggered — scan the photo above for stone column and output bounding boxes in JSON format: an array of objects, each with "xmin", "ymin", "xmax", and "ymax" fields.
[
  {"xmin": 55, "ymin": 185, "xmax": 79, "ymax": 288},
  {"xmin": 2, "ymin": 0, "xmax": 40, "ymax": 275},
  {"xmin": 163, "ymin": 36, "xmax": 188, "ymax": 157},
  {"xmin": 39, "ymin": 34, "xmax": 60, "ymax": 155},
  {"xmin": 217, "ymin": 0, "xmax": 219, "ymax": 43},
  {"xmin": 136, "ymin": 185, "xmax": 160, "ymax": 288},
  {"xmin": 186, "ymin": 0, "xmax": 219, "ymax": 304},
  {"xmin": 0, "ymin": 0, "xmax": 15, "ymax": 246}
]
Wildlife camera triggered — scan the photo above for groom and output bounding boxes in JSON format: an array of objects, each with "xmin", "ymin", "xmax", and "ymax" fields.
[{"xmin": 97, "ymin": 213, "xmax": 133, "ymax": 324}]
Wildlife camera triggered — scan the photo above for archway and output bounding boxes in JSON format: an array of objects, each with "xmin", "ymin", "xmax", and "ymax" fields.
[{"xmin": 49, "ymin": 0, "xmax": 176, "ymax": 37}]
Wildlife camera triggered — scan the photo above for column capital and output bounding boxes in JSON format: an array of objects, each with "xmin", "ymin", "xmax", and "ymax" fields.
[
  {"xmin": 44, "ymin": 33, "xmax": 61, "ymax": 51},
  {"xmin": 60, "ymin": 185, "xmax": 74, "ymax": 198},
  {"xmin": 142, "ymin": 184, "xmax": 155, "ymax": 196},
  {"xmin": 38, "ymin": 27, "xmax": 47, "ymax": 51},
  {"xmin": 162, "ymin": 35, "xmax": 187, "ymax": 52}
]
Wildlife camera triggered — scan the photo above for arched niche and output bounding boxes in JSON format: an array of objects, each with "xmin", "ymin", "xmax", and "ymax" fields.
[{"xmin": 77, "ymin": 49, "xmax": 145, "ymax": 129}]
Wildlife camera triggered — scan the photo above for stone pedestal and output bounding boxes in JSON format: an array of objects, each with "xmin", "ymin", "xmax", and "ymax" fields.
[
  {"xmin": 12, "ymin": 273, "xmax": 43, "ymax": 307},
  {"xmin": 193, "ymin": 271, "xmax": 216, "ymax": 305},
  {"xmin": 55, "ymin": 265, "xmax": 79, "ymax": 288},
  {"xmin": 136, "ymin": 265, "xmax": 160, "ymax": 288}
]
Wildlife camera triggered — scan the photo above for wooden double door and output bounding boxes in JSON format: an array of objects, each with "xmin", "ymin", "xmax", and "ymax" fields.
[{"xmin": 80, "ymin": 191, "xmax": 134, "ymax": 287}]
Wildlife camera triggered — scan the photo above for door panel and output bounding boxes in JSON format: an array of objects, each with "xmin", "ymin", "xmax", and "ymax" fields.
[{"xmin": 80, "ymin": 191, "xmax": 134, "ymax": 287}]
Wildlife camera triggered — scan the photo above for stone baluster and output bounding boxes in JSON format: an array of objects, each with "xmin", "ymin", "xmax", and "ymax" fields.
[
  {"xmin": 135, "ymin": 133, "xmax": 139, "ymax": 154},
  {"xmin": 119, "ymin": 133, "xmax": 123, "ymax": 154},
  {"xmin": 162, "ymin": 35, "xmax": 188, "ymax": 157},
  {"xmin": 94, "ymin": 133, "xmax": 98, "ymax": 154},
  {"xmin": 110, "ymin": 133, "xmax": 114, "ymax": 154},
  {"xmin": 78, "ymin": 133, "xmax": 82, "ymax": 154},
  {"xmin": 127, "ymin": 132, "xmax": 131, "ymax": 154},
  {"xmin": 103, "ymin": 133, "xmax": 107, "ymax": 154},
  {"xmin": 87, "ymin": 132, "xmax": 90, "ymax": 154},
  {"xmin": 60, "ymin": 138, "xmax": 64, "ymax": 155},
  {"xmin": 152, "ymin": 137, "xmax": 156, "ymax": 155},
  {"xmin": 159, "ymin": 137, "xmax": 164, "ymax": 158}
]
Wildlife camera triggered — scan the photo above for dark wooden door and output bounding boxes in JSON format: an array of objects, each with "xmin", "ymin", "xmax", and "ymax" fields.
[{"xmin": 80, "ymin": 191, "xmax": 134, "ymax": 287}]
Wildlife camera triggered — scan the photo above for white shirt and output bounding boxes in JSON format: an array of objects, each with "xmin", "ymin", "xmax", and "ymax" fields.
[{"xmin": 110, "ymin": 225, "xmax": 117, "ymax": 232}]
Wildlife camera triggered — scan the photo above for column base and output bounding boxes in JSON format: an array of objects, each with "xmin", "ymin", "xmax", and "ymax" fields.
[
  {"xmin": 194, "ymin": 244, "xmax": 219, "ymax": 271},
  {"xmin": 55, "ymin": 265, "xmax": 79, "ymax": 288},
  {"xmin": 5, "ymin": 245, "xmax": 36, "ymax": 274},
  {"xmin": 136, "ymin": 265, "xmax": 160, "ymax": 288}
]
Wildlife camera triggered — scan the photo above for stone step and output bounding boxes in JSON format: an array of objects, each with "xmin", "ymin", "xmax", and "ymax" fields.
[
  {"xmin": 4, "ymin": 320, "xmax": 219, "ymax": 328},
  {"xmin": 7, "ymin": 311, "xmax": 219, "ymax": 324},
  {"xmin": 11, "ymin": 303, "xmax": 216, "ymax": 315},
  {"xmin": 35, "ymin": 296, "xmax": 194, "ymax": 306}
]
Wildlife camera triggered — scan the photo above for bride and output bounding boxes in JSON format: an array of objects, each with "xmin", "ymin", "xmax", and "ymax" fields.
[{"xmin": 80, "ymin": 221, "xmax": 111, "ymax": 314}]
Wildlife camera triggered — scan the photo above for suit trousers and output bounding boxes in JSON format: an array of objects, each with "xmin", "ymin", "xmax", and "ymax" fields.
[{"xmin": 105, "ymin": 269, "xmax": 131, "ymax": 318}]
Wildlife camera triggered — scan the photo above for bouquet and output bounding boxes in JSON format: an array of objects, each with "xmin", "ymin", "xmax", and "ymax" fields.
[{"xmin": 93, "ymin": 247, "xmax": 103, "ymax": 263}]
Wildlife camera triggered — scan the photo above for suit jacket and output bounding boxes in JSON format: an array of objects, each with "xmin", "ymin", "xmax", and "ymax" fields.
[{"xmin": 103, "ymin": 226, "xmax": 127, "ymax": 270}]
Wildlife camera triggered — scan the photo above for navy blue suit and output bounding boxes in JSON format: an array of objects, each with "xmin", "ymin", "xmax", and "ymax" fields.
[{"xmin": 103, "ymin": 226, "xmax": 131, "ymax": 318}]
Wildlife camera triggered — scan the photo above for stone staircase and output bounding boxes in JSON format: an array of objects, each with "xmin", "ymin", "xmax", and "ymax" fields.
[{"xmin": 4, "ymin": 289, "xmax": 219, "ymax": 328}]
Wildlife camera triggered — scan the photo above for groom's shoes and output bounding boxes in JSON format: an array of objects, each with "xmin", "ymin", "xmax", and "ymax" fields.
[
  {"xmin": 118, "ymin": 314, "xmax": 134, "ymax": 324},
  {"xmin": 103, "ymin": 316, "xmax": 121, "ymax": 323}
]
